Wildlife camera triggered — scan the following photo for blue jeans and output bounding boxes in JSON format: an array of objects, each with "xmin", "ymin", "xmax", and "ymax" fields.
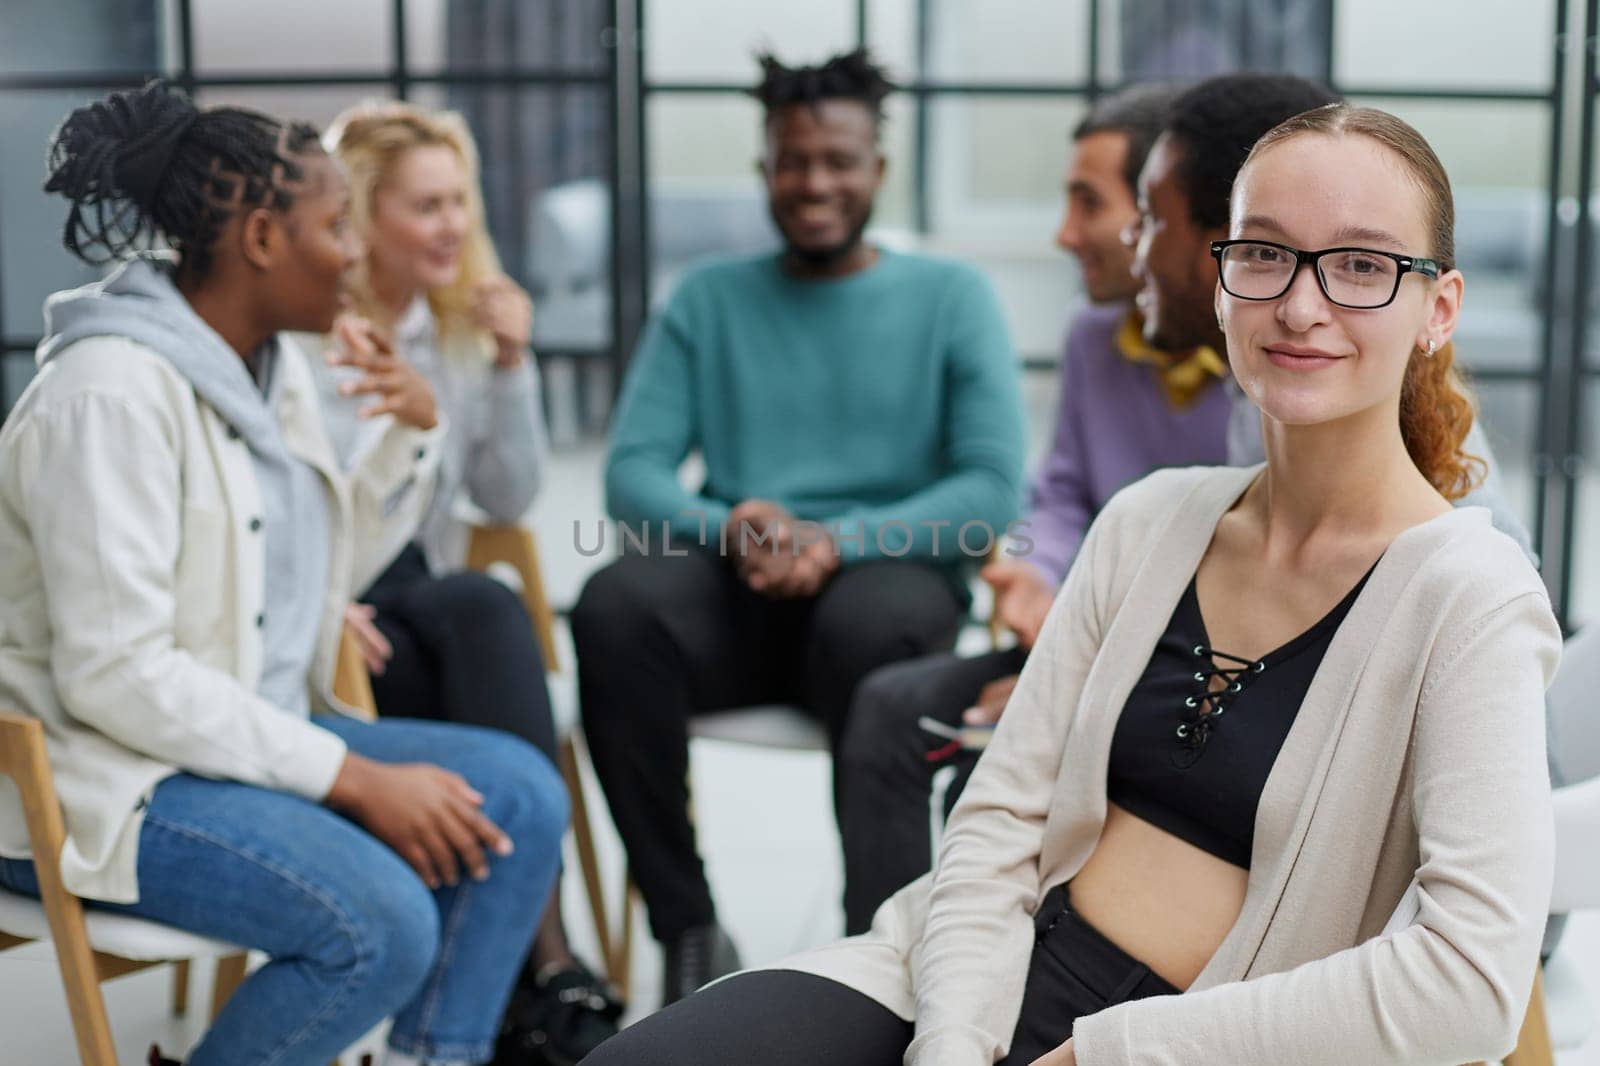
[{"xmin": 0, "ymin": 715, "xmax": 567, "ymax": 1065}]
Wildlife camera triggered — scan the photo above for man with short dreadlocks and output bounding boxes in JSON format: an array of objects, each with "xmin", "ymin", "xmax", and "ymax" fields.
[{"xmin": 571, "ymin": 49, "xmax": 1025, "ymax": 1003}]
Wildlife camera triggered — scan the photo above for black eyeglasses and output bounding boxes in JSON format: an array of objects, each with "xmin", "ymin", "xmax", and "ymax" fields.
[{"xmin": 1210, "ymin": 239, "xmax": 1441, "ymax": 310}]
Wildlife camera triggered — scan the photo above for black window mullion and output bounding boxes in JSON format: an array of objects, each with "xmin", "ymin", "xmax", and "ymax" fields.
[
  {"xmin": 392, "ymin": 0, "xmax": 409, "ymax": 100},
  {"xmin": 1560, "ymin": 0, "xmax": 1600, "ymax": 624},
  {"xmin": 1087, "ymin": 0, "xmax": 1101, "ymax": 101},
  {"xmin": 912, "ymin": 0, "xmax": 931, "ymax": 235},
  {"xmin": 176, "ymin": 0, "xmax": 195, "ymax": 92},
  {"xmin": 1532, "ymin": 0, "xmax": 1573, "ymax": 609}
]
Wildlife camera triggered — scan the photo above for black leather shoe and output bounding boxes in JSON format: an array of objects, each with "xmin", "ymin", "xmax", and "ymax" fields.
[
  {"xmin": 661, "ymin": 922, "xmax": 741, "ymax": 1006},
  {"xmin": 491, "ymin": 958, "xmax": 623, "ymax": 1066}
]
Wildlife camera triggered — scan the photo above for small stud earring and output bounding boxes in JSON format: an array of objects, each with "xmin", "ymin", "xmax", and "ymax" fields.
[{"xmin": 1425, "ymin": 338, "xmax": 1437, "ymax": 357}]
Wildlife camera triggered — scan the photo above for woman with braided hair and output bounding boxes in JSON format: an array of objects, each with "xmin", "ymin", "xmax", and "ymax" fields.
[{"xmin": 0, "ymin": 81, "xmax": 568, "ymax": 1066}]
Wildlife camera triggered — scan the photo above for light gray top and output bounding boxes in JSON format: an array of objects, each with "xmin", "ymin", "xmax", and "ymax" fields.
[{"xmin": 316, "ymin": 296, "xmax": 548, "ymax": 574}]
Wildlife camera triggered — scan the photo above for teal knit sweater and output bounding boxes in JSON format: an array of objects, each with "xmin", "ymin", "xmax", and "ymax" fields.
[{"xmin": 605, "ymin": 249, "xmax": 1025, "ymax": 565}]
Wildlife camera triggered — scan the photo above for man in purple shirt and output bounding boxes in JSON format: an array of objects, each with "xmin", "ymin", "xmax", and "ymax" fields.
[{"xmin": 836, "ymin": 83, "xmax": 1235, "ymax": 933}]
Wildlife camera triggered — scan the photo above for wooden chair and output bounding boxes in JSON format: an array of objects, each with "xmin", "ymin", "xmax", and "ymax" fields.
[
  {"xmin": 463, "ymin": 524, "xmax": 616, "ymax": 990},
  {"xmin": 1502, "ymin": 967, "xmax": 1553, "ymax": 1066},
  {"xmin": 0, "ymin": 709, "xmax": 248, "ymax": 1065}
]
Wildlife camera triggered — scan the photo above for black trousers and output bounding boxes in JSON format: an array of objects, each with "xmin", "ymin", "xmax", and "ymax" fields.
[
  {"xmin": 582, "ymin": 884, "xmax": 1177, "ymax": 1065},
  {"xmin": 570, "ymin": 548, "xmax": 964, "ymax": 942},
  {"xmin": 363, "ymin": 542, "xmax": 557, "ymax": 762},
  {"xmin": 837, "ymin": 646, "xmax": 1029, "ymax": 933}
]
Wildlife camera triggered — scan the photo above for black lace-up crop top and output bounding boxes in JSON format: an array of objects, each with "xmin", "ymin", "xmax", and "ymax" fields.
[{"xmin": 1105, "ymin": 563, "xmax": 1377, "ymax": 868}]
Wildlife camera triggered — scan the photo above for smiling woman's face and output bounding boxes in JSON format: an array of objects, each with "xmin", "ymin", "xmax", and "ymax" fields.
[
  {"xmin": 366, "ymin": 143, "xmax": 470, "ymax": 297},
  {"xmin": 1220, "ymin": 132, "xmax": 1460, "ymax": 429}
]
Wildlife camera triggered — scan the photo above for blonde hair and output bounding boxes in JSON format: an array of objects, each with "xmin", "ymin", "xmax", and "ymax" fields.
[
  {"xmin": 326, "ymin": 100, "xmax": 501, "ymax": 347},
  {"xmin": 1244, "ymin": 104, "xmax": 1484, "ymax": 500}
]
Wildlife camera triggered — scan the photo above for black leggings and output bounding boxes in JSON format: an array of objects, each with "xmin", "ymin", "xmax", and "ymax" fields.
[
  {"xmin": 583, "ymin": 884, "xmax": 1177, "ymax": 1065},
  {"xmin": 363, "ymin": 542, "xmax": 556, "ymax": 761}
]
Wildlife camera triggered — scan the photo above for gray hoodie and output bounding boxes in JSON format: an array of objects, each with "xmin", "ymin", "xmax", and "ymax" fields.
[{"xmin": 38, "ymin": 257, "xmax": 330, "ymax": 715}]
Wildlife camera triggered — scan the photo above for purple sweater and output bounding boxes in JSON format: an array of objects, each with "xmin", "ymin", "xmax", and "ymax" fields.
[{"xmin": 1020, "ymin": 303, "xmax": 1232, "ymax": 585}]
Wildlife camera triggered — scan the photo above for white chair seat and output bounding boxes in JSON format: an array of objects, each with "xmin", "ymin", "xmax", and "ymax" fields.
[
  {"xmin": 551, "ymin": 684, "xmax": 829, "ymax": 753},
  {"xmin": 1545, "ymin": 943, "xmax": 1594, "ymax": 1051},
  {"xmin": 0, "ymin": 888, "xmax": 240, "ymax": 962},
  {"xmin": 548, "ymin": 671, "xmax": 580, "ymax": 741},
  {"xmin": 689, "ymin": 704, "xmax": 828, "ymax": 752}
]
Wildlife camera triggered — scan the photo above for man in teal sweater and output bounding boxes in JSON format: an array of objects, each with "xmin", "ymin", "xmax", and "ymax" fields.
[{"xmin": 571, "ymin": 49, "xmax": 1024, "ymax": 1004}]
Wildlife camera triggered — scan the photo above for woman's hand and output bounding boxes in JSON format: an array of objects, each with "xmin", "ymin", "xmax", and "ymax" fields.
[
  {"xmin": 342, "ymin": 603, "xmax": 393, "ymax": 676},
  {"xmin": 472, "ymin": 275, "xmax": 534, "ymax": 367},
  {"xmin": 327, "ymin": 315, "xmax": 439, "ymax": 429},
  {"xmin": 1030, "ymin": 1037, "xmax": 1076, "ymax": 1066},
  {"xmin": 325, "ymin": 752, "xmax": 511, "ymax": 889}
]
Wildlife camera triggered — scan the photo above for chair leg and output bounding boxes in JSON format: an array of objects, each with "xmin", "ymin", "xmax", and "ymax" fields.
[
  {"xmin": 171, "ymin": 957, "xmax": 191, "ymax": 1015},
  {"xmin": 1503, "ymin": 966, "xmax": 1554, "ymax": 1066},
  {"xmin": 612, "ymin": 876, "xmax": 638, "ymax": 1002},
  {"xmin": 559, "ymin": 736, "xmax": 614, "ymax": 976},
  {"xmin": 33, "ymin": 880, "xmax": 118, "ymax": 1064},
  {"xmin": 211, "ymin": 953, "xmax": 249, "ymax": 1020},
  {"xmin": 56, "ymin": 961, "xmax": 119, "ymax": 1066}
]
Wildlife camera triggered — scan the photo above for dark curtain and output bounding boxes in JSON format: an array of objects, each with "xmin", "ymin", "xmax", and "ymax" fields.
[
  {"xmin": 1118, "ymin": 0, "xmax": 1332, "ymax": 84},
  {"xmin": 444, "ymin": 0, "xmax": 611, "ymax": 289}
]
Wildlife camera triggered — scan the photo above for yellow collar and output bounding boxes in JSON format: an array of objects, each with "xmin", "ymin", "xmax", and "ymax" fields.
[{"xmin": 1114, "ymin": 312, "xmax": 1227, "ymax": 410}]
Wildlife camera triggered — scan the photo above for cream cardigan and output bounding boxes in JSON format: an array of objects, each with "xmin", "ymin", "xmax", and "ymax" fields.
[
  {"xmin": 782, "ymin": 464, "xmax": 1561, "ymax": 1066},
  {"xmin": 0, "ymin": 335, "xmax": 441, "ymax": 904}
]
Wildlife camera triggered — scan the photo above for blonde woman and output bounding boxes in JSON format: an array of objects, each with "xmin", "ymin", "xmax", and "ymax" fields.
[
  {"xmin": 587, "ymin": 102, "xmax": 1561, "ymax": 1066},
  {"xmin": 321, "ymin": 102, "xmax": 614, "ymax": 1065}
]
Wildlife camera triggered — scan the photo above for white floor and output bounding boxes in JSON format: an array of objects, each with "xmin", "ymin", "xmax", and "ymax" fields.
[{"xmin": 3, "ymin": 425, "xmax": 1598, "ymax": 1063}]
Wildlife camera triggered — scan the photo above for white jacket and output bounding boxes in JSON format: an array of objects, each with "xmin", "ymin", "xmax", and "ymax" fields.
[{"xmin": 0, "ymin": 334, "xmax": 442, "ymax": 903}]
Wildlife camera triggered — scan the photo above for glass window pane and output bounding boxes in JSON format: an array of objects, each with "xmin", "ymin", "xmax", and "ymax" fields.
[
  {"xmin": 1472, "ymin": 378, "xmax": 1541, "ymax": 545},
  {"xmin": 874, "ymin": 94, "xmax": 917, "ymax": 231},
  {"xmin": 1565, "ymin": 377, "xmax": 1600, "ymax": 625},
  {"xmin": 865, "ymin": 0, "xmax": 916, "ymax": 83},
  {"xmin": 872, "ymin": 0, "xmax": 1088, "ymax": 85},
  {"xmin": 1336, "ymin": 0, "xmax": 1554, "ymax": 92},
  {"xmin": 1099, "ymin": 0, "xmax": 1331, "ymax": 85},
  {"xmin": 193, "ymin": 85, "xmax": 394, "ymax": 134},
  {"xmin": 645, "ymin": 0, "xmax": 855, "ymax": 83},
  {"xmin": 1, "ymin": 91, "xmax": 117, "ymax": 343},
  {"xmin": 645, "ymin": 94, "xmax": 777, "ymax": 299},
  {"xmin": 926, "ymin": 96, "xmax": 1087, "ymax": 361},
  {"xmin": 408, "ymin": 85, "xmax": 614, "ymax": 353},
  {"xmin": 406, "ymin": 0, "xmax": 610, "ymax": 75},
  {"xmin": 2, "ymin": 0, "xmax": 162, "ymax": 77},
  {"xmin": 192, "ymin": 0, "xmax": 392, "ymax": 73},
  {"xmin": 1353, "ymin": 96, "xmax": 1550, "ymax": 377}
]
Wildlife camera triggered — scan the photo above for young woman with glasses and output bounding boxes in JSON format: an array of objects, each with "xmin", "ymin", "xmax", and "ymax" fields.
[{"xmin": 586, "ymin": 105, "xmax": 1560, "ymax": 1066}]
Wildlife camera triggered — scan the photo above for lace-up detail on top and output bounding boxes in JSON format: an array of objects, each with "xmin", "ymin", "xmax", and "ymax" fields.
[{"xmin": 1175, "ymin": 644, "xmax": 1267, "ymax": 767}]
